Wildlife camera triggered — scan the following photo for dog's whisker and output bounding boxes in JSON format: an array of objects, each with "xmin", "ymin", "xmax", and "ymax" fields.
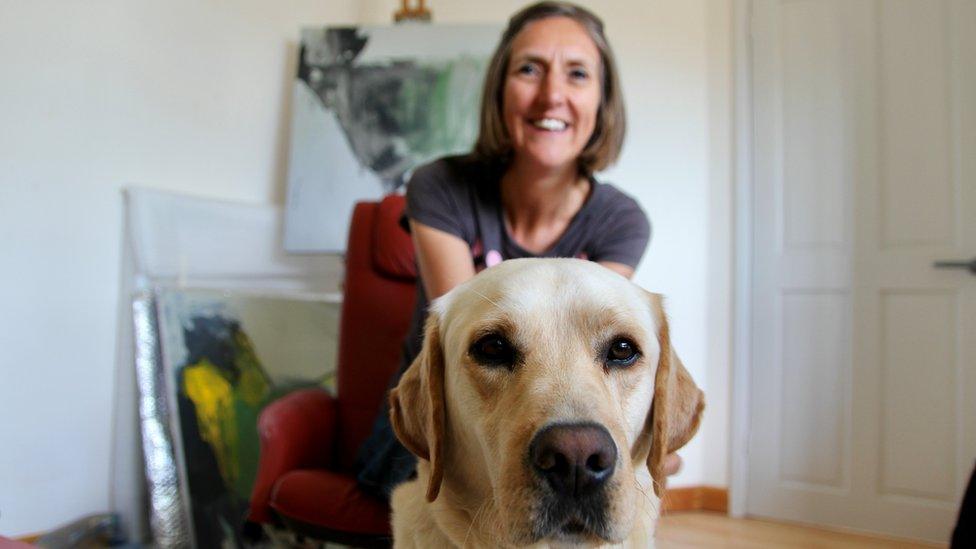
[
  {"xmin": 633, "ymin": 478, "xmax": 658, "ymax": 523},
  {"xmin": 467, "ymin": 499, "xmax": 502, "ymax": 548},
  {"xmin": 470, "ymin": 288, "xmax": 502, "ymax": 310},
  {"xmin": 648, "ymin": 479, "xmax": 664, "ymax": 514},
  {"xmin": 460, "ymin": 501, "xmax": 484, "ymax": 548}
]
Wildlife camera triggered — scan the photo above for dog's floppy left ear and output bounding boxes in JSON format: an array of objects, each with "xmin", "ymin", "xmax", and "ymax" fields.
[
  {"xmin": 389, "ymin": 313, "xmax": 446, "ymax": 502},
  {"xmin": 643, "ymin": 293, "xmax": 705, "ymax": 498}
]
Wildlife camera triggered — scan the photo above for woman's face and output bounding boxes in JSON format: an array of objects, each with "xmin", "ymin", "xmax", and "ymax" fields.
[{"xmin": 503, "ymin": 16, "xmax": 602, "ymax": 172}]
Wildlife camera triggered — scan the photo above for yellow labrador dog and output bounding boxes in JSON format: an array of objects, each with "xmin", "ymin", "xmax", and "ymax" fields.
[{"xmin": 389, "ymin": 258, "xmax": 703, "ymax": 548}]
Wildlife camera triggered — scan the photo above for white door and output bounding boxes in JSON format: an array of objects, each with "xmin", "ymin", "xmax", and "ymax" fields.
[{"xmin": 747, "ymin": 0, "xmax": 976, "ymax": 543}]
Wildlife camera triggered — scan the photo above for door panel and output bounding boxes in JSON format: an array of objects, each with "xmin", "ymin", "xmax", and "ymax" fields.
[
  {"xmin": 879, "ymin": 291, "xmax": 957, "ymax": 502},
  {"xmin": 780, "ymin": 291, "xmax": 849, "ymax": 489},
  {"xmin": 878, "ymin": 1, "xmax": 954, "ymax": 247}
]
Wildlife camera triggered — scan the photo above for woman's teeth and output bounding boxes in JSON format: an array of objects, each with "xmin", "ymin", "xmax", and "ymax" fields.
[{"xmin": 532, "ymin": 118, "xmax": 568, "ymax": 131}]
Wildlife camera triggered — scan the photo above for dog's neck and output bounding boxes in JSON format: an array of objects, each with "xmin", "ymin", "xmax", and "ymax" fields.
[{"xmin": 419, "ymin": 465, "xmax": 505, "ymax": 547}]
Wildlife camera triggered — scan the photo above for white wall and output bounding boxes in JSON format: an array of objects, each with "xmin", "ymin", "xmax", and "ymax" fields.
[
  {"xmin": 0, "ymin": 0, "xmax": 732, "ymax": 537},
  {"xmin": 702, "ymin": 0, "xmax": 734, "ymax": 488}
]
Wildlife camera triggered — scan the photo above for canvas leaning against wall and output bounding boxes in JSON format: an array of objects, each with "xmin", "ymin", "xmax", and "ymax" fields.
[
  {"xmin": 283, "ymin": 23, "xmax": 502, "ymax": 252},
  {"xmin": 139, "ymin": 289, "xmax": 340, "ymax": 548}
]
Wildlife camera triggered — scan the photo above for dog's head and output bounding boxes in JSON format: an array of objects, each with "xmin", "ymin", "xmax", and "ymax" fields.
[{"xmin": 390, "ymin": 258, "xmax": 703, "ymax": 546}]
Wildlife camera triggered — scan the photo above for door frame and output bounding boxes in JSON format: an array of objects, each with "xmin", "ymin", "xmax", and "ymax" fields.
[{"xmin": 730, "ymin": 0, "xmax": 755, "ymax": 519}]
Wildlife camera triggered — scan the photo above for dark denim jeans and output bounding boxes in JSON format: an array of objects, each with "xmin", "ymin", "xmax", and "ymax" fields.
[{"xmin": 353, "ymin": 360, "xmax": 418, "ymax": 501}]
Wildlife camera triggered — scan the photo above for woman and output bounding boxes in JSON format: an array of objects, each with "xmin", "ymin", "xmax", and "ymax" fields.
[{"xmin": 356, "ymin": 1, "xmax": 678, "ymax": 499}]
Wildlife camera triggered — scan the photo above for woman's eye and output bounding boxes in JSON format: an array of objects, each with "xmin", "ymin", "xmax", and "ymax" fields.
[
  {"xmin": 569, "ymin": 68, "xmax": 589, "ymax": 80},
  {"xmin": 516, "ymin": 63, "xmax": 539, "ymax": 76},
  {"xmin": 471, "ymin": 333, "xmax": 516, "ymax": 367},
  {"xmin": 606, "ymin": 338, "xmax": 639, "ymax": 367}
]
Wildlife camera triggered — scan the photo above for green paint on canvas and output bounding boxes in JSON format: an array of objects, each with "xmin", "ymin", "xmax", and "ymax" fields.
[
  {"xmin": 393, "ymin": 56, "xmax": 487, "ymax": 164},
  {"xmin": 180, "ymin": 321, "xmax": 335, "ymax": 501}
]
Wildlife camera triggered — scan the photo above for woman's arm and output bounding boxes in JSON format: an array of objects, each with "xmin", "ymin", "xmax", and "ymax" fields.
[
  {"xmin": 413, "ymin": 227, "xmax": 635, "ymax": 295},
  {"xmin": 598, "ymin": 260, "xmax": 635, "ymax": 280},
  {"xmin": 410, "ymin": 219, "xmax": 476, "ymax": 300}
]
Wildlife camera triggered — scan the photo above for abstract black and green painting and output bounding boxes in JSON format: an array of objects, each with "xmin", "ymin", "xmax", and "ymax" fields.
[
  {"xmin": 283, "ymin": 23, "xmax": 501, "ymax": 253},
  {"xmin": 156, "ymin": 289, "xmax": 340, "ymax": 548}
]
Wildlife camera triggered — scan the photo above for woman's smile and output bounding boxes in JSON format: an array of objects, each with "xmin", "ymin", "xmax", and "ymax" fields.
[{"xmin": 530, "ymin": 118, "xmax": 569, "ymax": 132}]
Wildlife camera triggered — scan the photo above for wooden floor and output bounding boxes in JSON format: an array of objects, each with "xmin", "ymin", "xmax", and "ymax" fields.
[
  {"xmin": 15, "ymin": 512, "xmax": 946, "ymax": 548},
  {"xmin": 656, "ymin": 512, "xmax": 945, "ymax": 548}
]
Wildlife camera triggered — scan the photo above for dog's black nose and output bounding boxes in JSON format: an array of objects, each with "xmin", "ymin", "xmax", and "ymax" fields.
[{"xmin": 529, "ymin": 422, "xmax": 617, "ymax": 499}]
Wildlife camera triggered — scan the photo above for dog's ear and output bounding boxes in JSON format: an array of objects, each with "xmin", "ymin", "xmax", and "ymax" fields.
[
  {"xmin": 643, "ymin": 293, "xmax": 705, "ymax": 498},
  {"xmin": 389, "ymin": 313, "xmax": 446, "ymax": 502}
]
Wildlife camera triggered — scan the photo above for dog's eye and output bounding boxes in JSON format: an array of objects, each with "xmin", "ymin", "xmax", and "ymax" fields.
[
  {"xmin": 470, "ymin": 333, "xmax": 516, "ymax": 367},
  {"xmin": 606, "ymin": 338, "xmax": 639, "ymax": 367}
]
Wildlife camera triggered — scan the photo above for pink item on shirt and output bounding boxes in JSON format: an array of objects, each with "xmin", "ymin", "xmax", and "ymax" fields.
[{"xmin": 486, "ymin": 249, "xmax": 503, "ymax": 267}]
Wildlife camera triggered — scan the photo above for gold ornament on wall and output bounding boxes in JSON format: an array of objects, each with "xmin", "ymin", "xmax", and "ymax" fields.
[{"xmin": 394, "ymin": 0, "xmax": 432, "ymax": 22}]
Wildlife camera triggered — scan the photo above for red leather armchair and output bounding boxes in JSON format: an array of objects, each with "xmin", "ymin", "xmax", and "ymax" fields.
[{"xmin": 247, "ymin": 195, "xmax": 416, "ymax": 547}]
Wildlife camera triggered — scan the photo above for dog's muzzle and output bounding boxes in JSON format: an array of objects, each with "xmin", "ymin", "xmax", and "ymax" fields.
[{"xmin": 528, "ymin": 422, "xmax": 618, "ymax": 541}]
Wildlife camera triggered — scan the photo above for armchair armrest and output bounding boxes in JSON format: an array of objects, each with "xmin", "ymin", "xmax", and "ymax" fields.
[{"xmin": 249, "ymin": 388, "xmax": 338, "ymax": 524}]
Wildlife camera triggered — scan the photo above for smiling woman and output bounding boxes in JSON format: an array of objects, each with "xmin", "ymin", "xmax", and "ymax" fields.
[
  {"xmin": 502, "ymin": 16, "xmax": 602, "ymax": 172},
  {"xmin": 475, "ymin": 2, "xmax": 626, "ymax": 177},
  {"xmin": 352, "ymin": 1, "xmax": 662, "ymax": 501}
]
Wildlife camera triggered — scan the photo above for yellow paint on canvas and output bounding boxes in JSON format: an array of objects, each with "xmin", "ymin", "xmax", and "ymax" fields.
[{"xmin": 183, "ymin": 360, "xmax": 239, "ymax": 483}]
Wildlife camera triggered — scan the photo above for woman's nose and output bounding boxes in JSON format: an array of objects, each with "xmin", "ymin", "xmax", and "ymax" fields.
[{"xmin": 538, "ymin": 71, "xmax": 566, "ymax": 106}]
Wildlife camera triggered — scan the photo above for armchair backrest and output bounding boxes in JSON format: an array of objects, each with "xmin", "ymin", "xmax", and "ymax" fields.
[{"xmin": 334, "ymin": 195, "xmax": 417, "ymax": 471}]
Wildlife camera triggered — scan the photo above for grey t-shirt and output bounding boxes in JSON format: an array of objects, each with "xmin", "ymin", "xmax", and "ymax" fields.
[{"xmin": 400, "ymin": 155, "xmax": 651, "ymax": 368}]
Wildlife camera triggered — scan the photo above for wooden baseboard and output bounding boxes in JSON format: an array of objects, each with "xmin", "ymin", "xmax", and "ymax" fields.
[
  {"xmin": 662, "ymin": 486, "xmax": 728, "ymax": 514},
  {"xmin": 8, "ymin": 534, "xmax": 40, "ymax": 546}
]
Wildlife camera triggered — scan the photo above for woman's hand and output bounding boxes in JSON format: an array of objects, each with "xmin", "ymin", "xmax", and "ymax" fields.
[
  {"xmin": 660, "ymin": 453, "xmax": 682, "ymax": 490},
  {"xmin": 663, "ymin": 453, "xmax": 682, "ymax": 477}
]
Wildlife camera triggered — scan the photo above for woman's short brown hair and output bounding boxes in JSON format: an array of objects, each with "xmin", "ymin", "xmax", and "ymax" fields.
[{"xmin": 473, "ymin": 1, "xmax": 626, "ymax": 175}]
